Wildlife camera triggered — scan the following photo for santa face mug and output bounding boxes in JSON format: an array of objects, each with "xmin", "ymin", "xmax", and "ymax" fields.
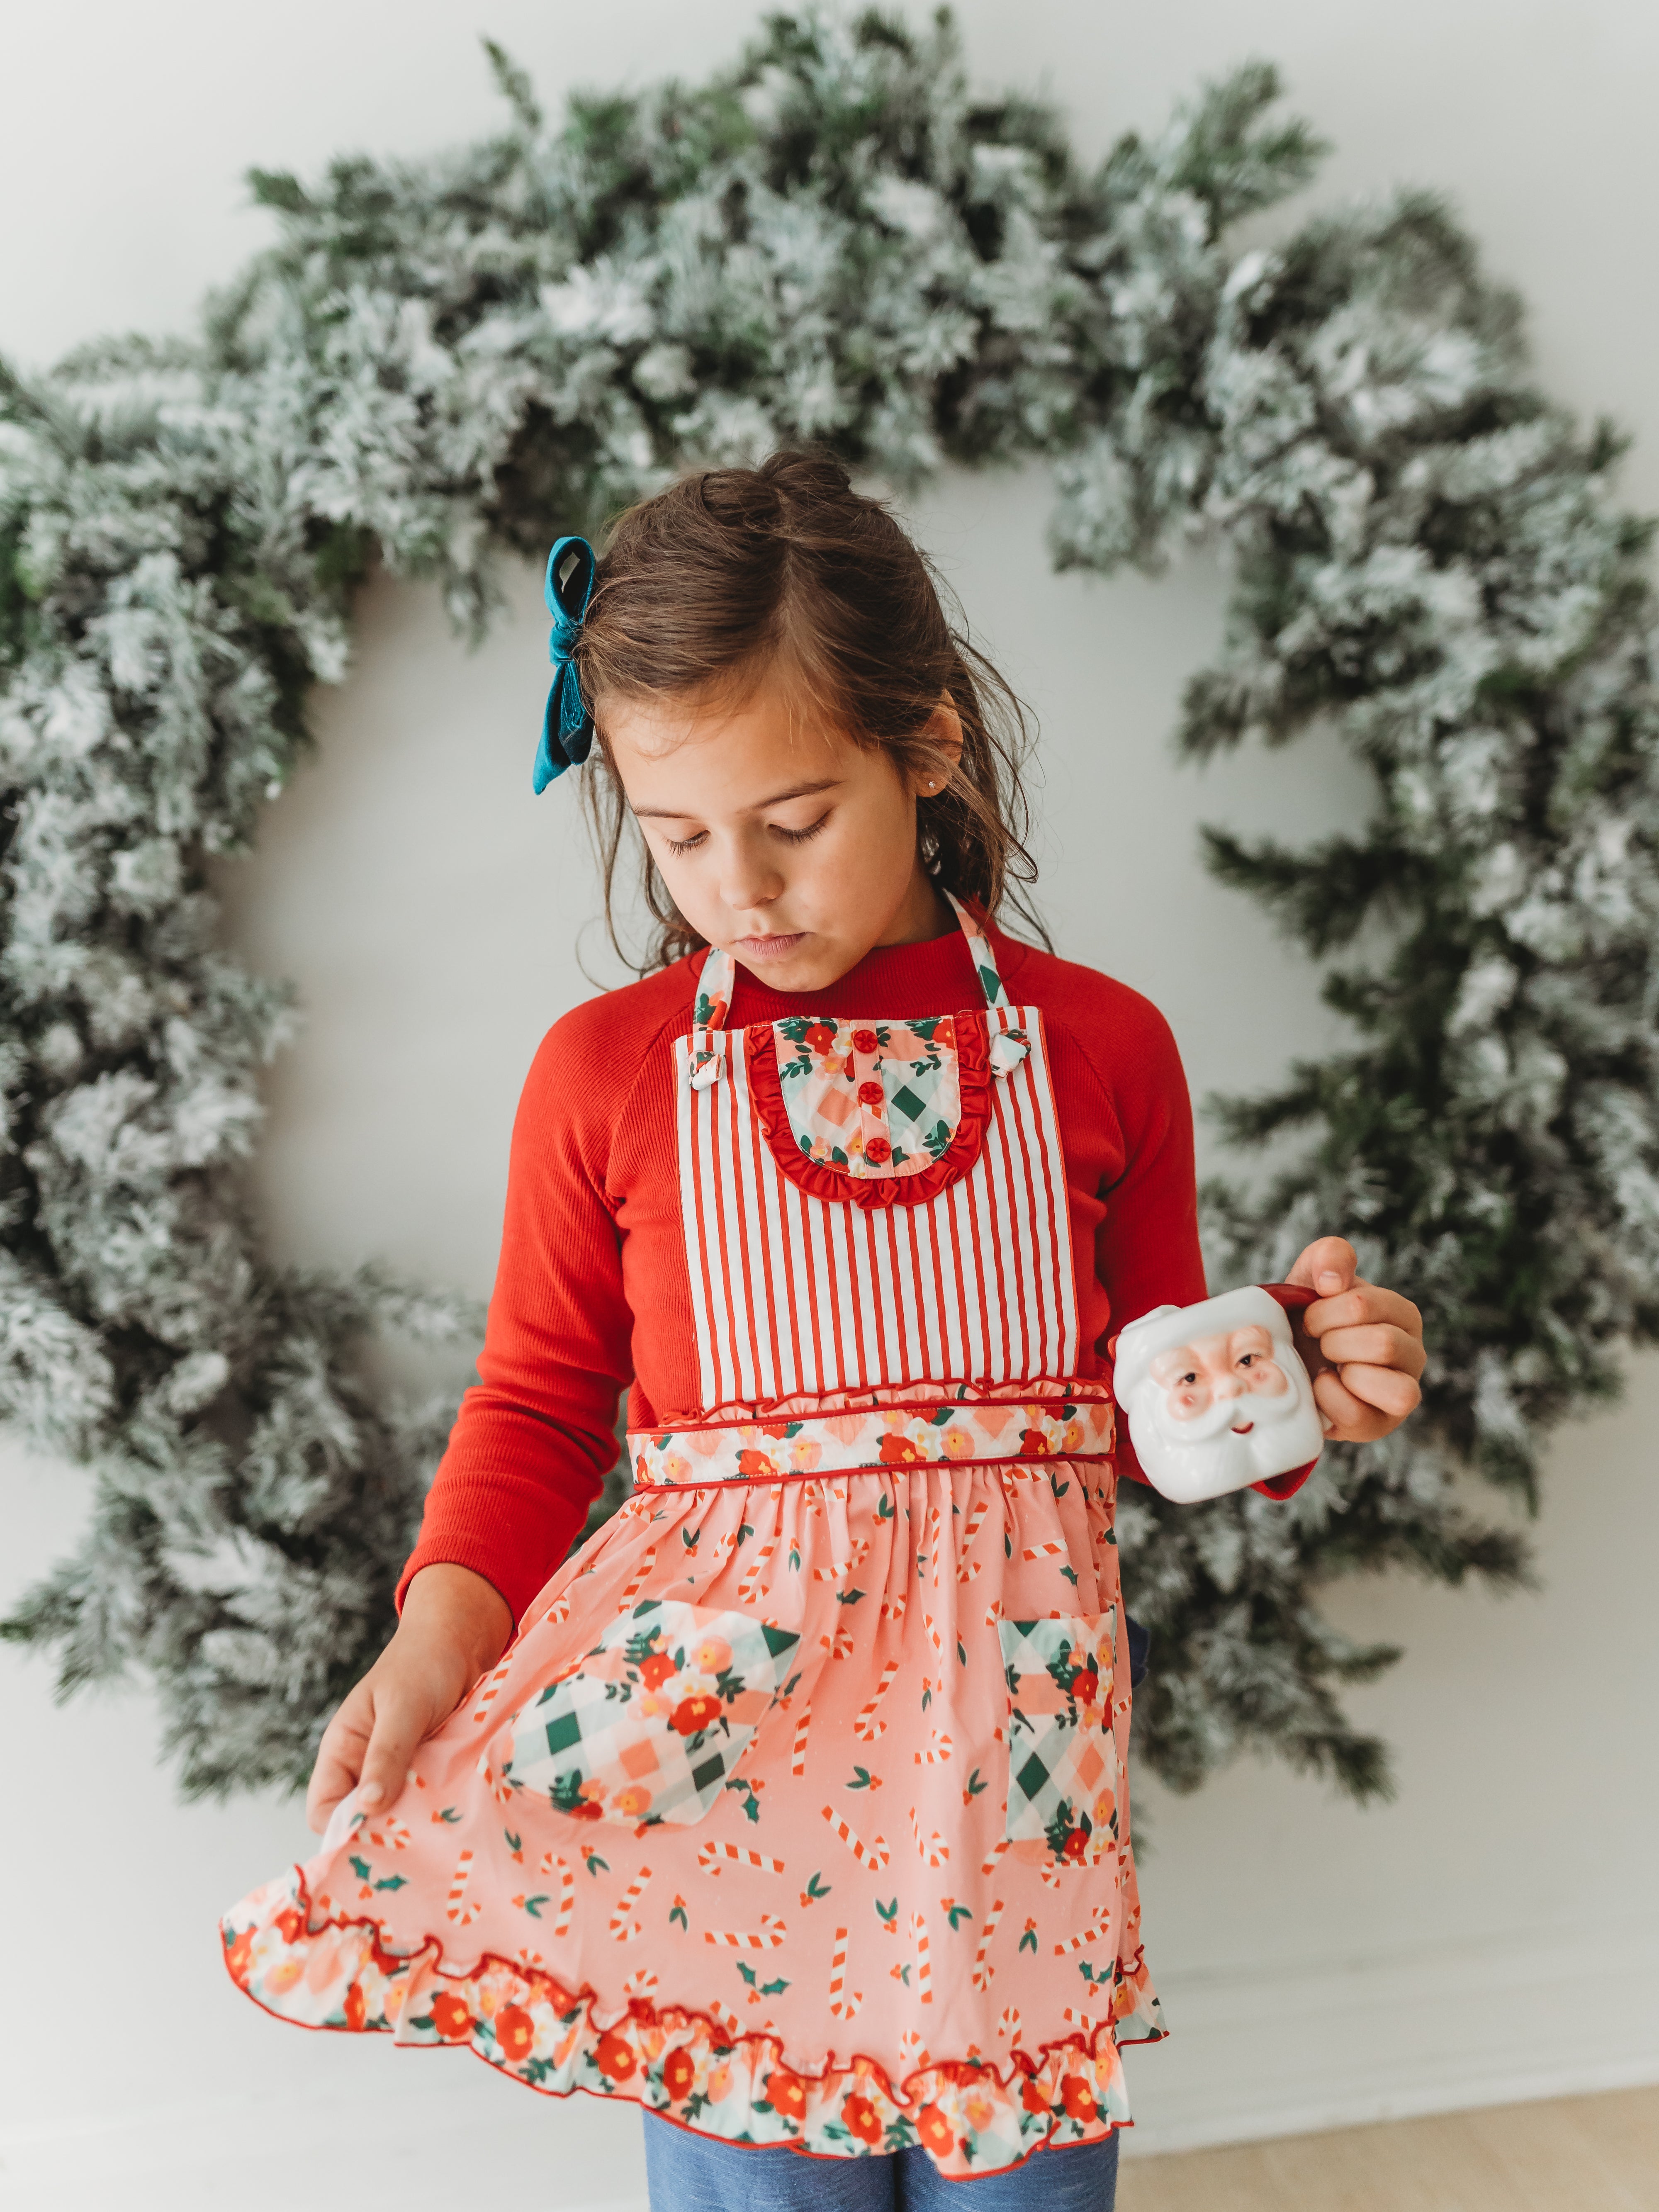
[{"xmin": 1113, "ymin": 1285, "xmax": 1327, "ymax": 1503}]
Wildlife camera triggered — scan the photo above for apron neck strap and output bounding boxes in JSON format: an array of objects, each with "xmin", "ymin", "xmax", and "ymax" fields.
[
  {"xmin": 944, "ymin": 891, "xmax": 1009, "ymax": 1010},
  {"xmin": 686, "ymin": 892, "xmax": 1006, "ymax": 1089}
]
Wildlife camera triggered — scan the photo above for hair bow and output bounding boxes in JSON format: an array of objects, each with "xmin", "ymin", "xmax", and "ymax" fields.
[{"xmin": 533, "ymin": 535, "xmax": 597, "ymax": 792}]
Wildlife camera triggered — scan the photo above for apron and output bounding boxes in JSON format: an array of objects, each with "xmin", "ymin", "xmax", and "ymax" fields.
[{"xmin": 222, "ymin": 898, "xmax": 1165, "ymax": 2178}]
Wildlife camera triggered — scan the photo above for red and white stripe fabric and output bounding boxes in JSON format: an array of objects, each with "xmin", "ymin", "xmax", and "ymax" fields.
[{"xmin": 673, "ymin": 993, "xmax": 1079, "ymax": 1408}]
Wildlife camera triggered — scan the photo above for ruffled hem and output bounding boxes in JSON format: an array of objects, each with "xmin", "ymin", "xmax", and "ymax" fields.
[{"xmin": 223, "ymin": 1868, "xmax": 1163, "ymax": 2177}]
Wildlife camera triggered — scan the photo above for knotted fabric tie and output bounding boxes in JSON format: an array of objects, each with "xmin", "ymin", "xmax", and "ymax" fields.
[
  {"xmin": 988, "ymin": 1027, "xmax": 1030, "ymax": 1078},
  {"xmin": 533, "ymin": 535, "xmax": 597, "ymax": 793}
]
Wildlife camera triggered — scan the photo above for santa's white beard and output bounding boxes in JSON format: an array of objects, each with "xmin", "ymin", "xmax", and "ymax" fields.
[{"xmin": 1127, "ymin": 1367, "xmax": 1322, "ymax": 1502}]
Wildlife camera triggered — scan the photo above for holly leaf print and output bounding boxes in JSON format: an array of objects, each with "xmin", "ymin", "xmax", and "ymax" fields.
[
  {"xmin": 724, "ymin": 1774, "xmax": 764, "ymax": 1825},
  {"xmin": 957, "ymin": 1638, "xmax": 968, "ymax": 1665},
  {"xmin": 834, "ymin": 1588, "xmax": 866, "ymax": 1606},
  {"xmin": 374, "ymin": 1874, "xmax": 409, "ymax": 1892},
  {"xmin": 893, "ymin": 1964, "xmax": 912, "ymax": 1986},
  {"xmin": 944, "ymin": 1901, "xmax": 974, "ymax": 1931},
  {"xmin": 349, "ymin": 1855, "xmax": 372, "ymax": 1881},
  {"xmin": 876, "ymin": 1492, "xmax": 895, "ymax": 1521},
  {"xmin": 503, "ymin": 1828, "xmax": 523, "ymax": 1857},
  {"xmin": 737, "ymin": 1961, "xmax": 759, "ymax": 1988},
  {"xmin": 1060, "ymin": 1565, "xmax": 1079, "ymax": 1585},
  {"xmin": 669, "ymin": 1896, "xmax": 689, "ymax": 1930},
  {"xmin": 520, "ymin": 1894, "xmax": 550, "ymax": 1918},
  {"xmin": 1019, "ymin": 1920, "xmax": 1039, "ymax": 1955},
  {"xmin": 434, "ymin": 1807, "xmax": 462, "ymax": 1825},
  {"xmin": 963, "ymin": 1768, "xmax": 988, "ymax": 1802},
  {"xmin": 847, "ymin": 1767, "xmax": 881, "ymax": 1790},
  {"xmin": 876, "ymin": 1897, "xmax": 899, "ymax": 1930},
  {"xmin": 760, "ymin": 1976, "xmax": 790, "ymax": 1996},
  {"xmin": 584, "ymin": 1851, "xmax": 608, "ymax": 1876},
  {"xmin": 800, "ymin": 1871, "xmax": 831, "ymax": 1905}
]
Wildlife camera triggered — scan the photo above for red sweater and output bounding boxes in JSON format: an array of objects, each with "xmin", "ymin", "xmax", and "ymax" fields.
[{"xmin": 399, "ymin": 920, "xmax": 1208, "ymax": 1621}]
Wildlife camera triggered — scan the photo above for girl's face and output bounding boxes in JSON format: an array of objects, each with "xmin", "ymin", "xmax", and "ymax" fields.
[{"xmin": 601, "ymin": 670, "xmax": 962, "ymax": 994}]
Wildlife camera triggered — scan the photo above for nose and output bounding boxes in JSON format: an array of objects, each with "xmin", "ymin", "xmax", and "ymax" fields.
[
  {"xmin": 721, "ymin": 840, "xmax": 784, "ymax": 918},
  {"xmin": 1214, "ymin": 1373, "xmax": 1243, "ymax": 1400}
]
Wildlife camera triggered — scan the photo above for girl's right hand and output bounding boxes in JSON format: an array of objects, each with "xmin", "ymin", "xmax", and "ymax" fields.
[{"xmin": 305, "ymin": 1562, "xmax": 514, "ymax": 1835}]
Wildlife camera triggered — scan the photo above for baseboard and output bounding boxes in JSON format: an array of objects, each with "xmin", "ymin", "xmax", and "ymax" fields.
[{"xmin": 1117, "ymin": 1918, "xmax": 1659, "ymax": 2156}]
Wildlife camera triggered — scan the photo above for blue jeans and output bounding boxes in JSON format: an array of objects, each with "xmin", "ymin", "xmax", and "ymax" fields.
[{"xmin": 642, "ymin": 2113, "xmax": 1119, "ymax": 2209}]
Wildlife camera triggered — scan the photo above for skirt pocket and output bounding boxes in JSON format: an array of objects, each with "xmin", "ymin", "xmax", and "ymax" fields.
[
  {"xmin": 998, "ymin": 1608, "xmax": 1120, "ymax": 1865},
  {"xmin": 504, "ymin": 1598, "xmax": 802, "ymax": 1830}
]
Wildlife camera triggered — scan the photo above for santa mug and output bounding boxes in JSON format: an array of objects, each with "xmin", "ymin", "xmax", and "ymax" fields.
[{"xmin": 1112, "ymin": 1285, "xmax": 1327, "ymax": 1504}]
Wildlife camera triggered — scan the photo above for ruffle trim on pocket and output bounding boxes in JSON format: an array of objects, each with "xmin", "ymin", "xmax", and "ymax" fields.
[
  {"xmin": 222, "ymin": 1868, "xmax": 1163, "ymax": 2177},
  {"xmin": 745, "ymin": 1012, "xmax": 992, "ymax": 1210}
]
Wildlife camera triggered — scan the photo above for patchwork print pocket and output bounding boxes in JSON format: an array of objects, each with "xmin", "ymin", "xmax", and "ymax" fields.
[
  {"xmin": 504, "ymin": 1599, "xmax": 803, "ymax": 1829},
  {"xmin": 998, "ymin": 1610, "xmax": 1119, "ymax": 1865}
]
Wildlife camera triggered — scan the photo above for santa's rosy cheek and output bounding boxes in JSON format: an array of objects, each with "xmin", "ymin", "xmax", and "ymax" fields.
[{"xmin": 1169, "ymin": 1386, "xmax": 1210, "ymax": 1420}]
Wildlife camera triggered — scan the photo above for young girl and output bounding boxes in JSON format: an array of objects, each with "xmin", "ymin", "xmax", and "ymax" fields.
[{"xmin": 223, "ymin": 450, "xmax": 1425, "ymax": 2209}]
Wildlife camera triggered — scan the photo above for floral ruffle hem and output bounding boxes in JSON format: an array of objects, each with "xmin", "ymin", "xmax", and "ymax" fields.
[{"xmin": 223, "ymin": 1865, "xmax": 1154, "ymax": 2173}]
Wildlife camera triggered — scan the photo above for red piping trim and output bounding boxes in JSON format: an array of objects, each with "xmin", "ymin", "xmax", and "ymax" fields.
[
  {"xmin": 636, "ymin": 1394, "xmax": 1114, "ymax": 1438},
  {"xmin": 633, "ymin": 1453, "xmax": 1116, "ymax": 1492}
]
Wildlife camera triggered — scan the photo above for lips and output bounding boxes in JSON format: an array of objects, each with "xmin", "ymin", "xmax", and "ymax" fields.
[
  {"xmin": 1231, "ymin": 1420, "xmax": 1255, "ymax": 1434},
  {"xmin": 735, "ymin": 932, "xmax": 806, "ymax": 959}
]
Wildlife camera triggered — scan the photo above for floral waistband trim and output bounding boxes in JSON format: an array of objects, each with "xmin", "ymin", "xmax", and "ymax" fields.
[{"xmin": 629, "ymin": 1395, "xmax": 1115, "ymax": 1488}]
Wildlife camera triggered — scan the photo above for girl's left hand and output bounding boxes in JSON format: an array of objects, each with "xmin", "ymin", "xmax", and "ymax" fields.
[{"xmin": 1287, "ymin": 1236, "xmax": 1425, "ymax": 1442}]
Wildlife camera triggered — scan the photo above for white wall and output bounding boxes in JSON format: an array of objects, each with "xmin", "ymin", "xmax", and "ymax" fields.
[{"xmin": 4, "ymin": 5, "xmax": 1658, "ymax": 2203}]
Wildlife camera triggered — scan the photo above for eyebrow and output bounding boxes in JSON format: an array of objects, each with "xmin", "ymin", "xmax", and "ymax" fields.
[{"xmin": 630, "ymin": 778, "xmax": 843, "ymax": 820}]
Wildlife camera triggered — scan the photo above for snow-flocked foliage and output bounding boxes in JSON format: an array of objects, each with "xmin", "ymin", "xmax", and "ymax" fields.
[{"xmin": 3, "ymin": 10, "xmax": 1656, "ymax": 1799}]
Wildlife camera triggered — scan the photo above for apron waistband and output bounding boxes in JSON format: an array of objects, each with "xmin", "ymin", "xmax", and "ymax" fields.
[{"xmin": 628, "ymin": 1394, "xmax": 1114, "ymax": 1488}]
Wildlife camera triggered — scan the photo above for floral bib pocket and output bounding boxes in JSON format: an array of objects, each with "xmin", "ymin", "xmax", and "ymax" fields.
[
  {"xmin": 998, "ymin": 1610, "xmax": 1119, "ymax": 1865},
  {"xmin": 743, "ymin": 1010, "xmax": 1007, "ymax": 1209},
  {"xmin": 775, "ymin": 1015, "xmax": 963, "ymax": 1178},
  {"xmin": 504, "ymin": 1599, "xmax": 802, "ymax": 1829}
]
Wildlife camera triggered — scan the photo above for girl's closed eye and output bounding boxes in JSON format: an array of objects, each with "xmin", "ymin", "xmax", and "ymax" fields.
[{"xmin": 658, "ymin": 812, "xmax": 827, "ymax": 854}]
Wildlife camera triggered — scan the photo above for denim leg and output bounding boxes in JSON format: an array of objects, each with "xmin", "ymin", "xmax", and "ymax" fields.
[
  {"xmin": 642, "ymin": 2113, "xmax": 899, "ymax": 2212},
  {"xmin": 895, "ymin": 2130, "xmax": 1119, "ymax": 2211}
]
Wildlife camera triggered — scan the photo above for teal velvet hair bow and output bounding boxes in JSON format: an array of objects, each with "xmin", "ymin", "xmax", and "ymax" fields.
[{"xmin": 533, "ymin": 535, "xmax": 597, "ymax": 792}]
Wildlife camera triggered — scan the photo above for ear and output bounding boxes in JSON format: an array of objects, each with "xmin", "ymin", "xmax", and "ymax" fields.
[{"xmin": 912, "ymin": 694, "xmax": 964, "ymax": 797}]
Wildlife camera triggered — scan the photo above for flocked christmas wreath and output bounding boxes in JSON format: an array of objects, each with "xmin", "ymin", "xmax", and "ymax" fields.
[{"xmin": 4, "ymin": 10, "xmax": 1657, "ymax": 1799}]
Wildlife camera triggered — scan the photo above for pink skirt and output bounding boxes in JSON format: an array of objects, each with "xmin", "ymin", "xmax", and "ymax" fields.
[{"xmin": 222, "ymin": 1454, "xmax": 1163, "ymax": 2178}]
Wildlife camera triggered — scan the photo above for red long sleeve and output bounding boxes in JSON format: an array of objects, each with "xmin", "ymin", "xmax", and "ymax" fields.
[{"xmin": 399, "ymin": 920, "xmax": 1211, "ymax": 1620}]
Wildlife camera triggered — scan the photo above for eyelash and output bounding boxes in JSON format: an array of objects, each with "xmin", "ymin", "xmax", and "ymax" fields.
[{"xmin": 663, "ymin": 813, "xmax": 829, "ymax": 856}]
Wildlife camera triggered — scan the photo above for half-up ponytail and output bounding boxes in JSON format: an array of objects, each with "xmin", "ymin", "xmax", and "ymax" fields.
[{"xmin": 574, "ymin": 448, "xmax": 1046, "ymax": 971}]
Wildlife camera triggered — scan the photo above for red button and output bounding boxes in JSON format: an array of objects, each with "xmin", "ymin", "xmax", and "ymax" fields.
[
  {"xmin": 857, "ymin": 1080, "xmax": 885, "ymax": 1107},
  {"xmin": 851, "ymin": 1028, "xmax": 880, "ymax": 1056},
  {"xmin": 865, "ymin": 1136, "xmax": 892, "ymax": 1165}
]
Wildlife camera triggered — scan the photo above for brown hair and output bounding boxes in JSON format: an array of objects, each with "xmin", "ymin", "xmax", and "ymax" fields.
[{"xmin": 573, "ymin": 448, "xmax": 1046, "ymax": 971}]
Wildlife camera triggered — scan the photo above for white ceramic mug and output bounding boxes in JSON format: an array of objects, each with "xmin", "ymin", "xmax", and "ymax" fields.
[{"xmin": 1113, "ymin": 1285, "xmax": 1325, "ymax": 1504}]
